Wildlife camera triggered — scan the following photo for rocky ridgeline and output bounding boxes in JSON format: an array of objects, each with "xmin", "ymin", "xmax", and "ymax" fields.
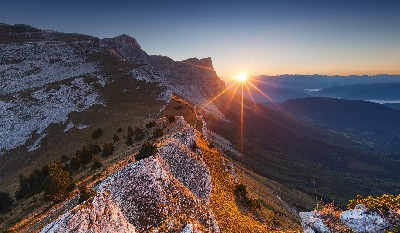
[
  {"xmin": 300, "ymin": 204, "xmax": 399, "ymax": 233},
  {"xmin": 103, "ymin": 34, "xmax": 226, "ymax": 118},
  {"xmin": 41, "ymin": 117, "xmax": 219, "ymax": 232},
  {"xmin": 0, "ymin": 23, "xmax": 226, "ymax": 155}
]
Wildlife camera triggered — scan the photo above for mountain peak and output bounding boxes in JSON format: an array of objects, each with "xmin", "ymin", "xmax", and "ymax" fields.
[
  {"xmin": 182, "ymin": 57, "xmax": 214, "ymax": 70},
  {"xmin": 110, "ymin": 34, "xmax": 142, "ymax": 50},
  {"xmin": 102, "ymin": 34, "xmax": 149, "ymax": 63}
]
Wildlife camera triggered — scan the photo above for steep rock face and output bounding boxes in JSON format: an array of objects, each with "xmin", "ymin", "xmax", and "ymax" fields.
[
  {"xmin": 41, "ymin": 192, "xmax": 137, "ymax": 233},
  {"xmin": 103, "ymin": 35, "xmax": 226, "ymax": 118},
  {"xmin": 102, "ymin": 34, "xmax": 149, "ymax": 64},
  {"xmin": 41, "ymin": 117, "xmax": 219, "ymax": 232},
  {"xmin": 0, "ymin": 23, "xmax": 224, "ymax": 156}
]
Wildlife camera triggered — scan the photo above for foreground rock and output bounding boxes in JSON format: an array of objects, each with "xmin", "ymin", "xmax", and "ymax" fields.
[
  {"xmin": 300, "ymin": 204, "xmax": 397, "ymax": 233},
  {"xmin": 41, "ymin": 117, "xmax": 219, "ymax": 232}
]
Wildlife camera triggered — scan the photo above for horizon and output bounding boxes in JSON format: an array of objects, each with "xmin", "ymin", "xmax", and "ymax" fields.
[{"xmin": 1, "ymin": 0, "xmax": 400, "ymax": 77}]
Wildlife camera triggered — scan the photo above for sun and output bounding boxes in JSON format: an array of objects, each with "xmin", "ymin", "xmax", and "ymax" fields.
[{"xmin": 236, "ymin": 73, "xmax": 248, "ymax": 82}]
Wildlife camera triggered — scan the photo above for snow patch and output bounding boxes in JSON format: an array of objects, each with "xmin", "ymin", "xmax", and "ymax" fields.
[
  {"xmin": 0, "ymin": 78, "xmax": 102, "ymax": 154},
  {"xmin": 28, "ymin": 133, "xmax": 47, "ymax": 152},
  {"xmin": 63, "ymin": 121, "xmax": 74, "ymax": 132}
]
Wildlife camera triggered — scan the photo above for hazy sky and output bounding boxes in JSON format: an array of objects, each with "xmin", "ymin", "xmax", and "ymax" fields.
[{"xmin": 1, "ymin": 0, "xmax": 400, "ymax": 77}]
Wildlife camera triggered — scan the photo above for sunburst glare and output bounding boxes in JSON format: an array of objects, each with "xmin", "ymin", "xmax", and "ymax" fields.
[{"xmin": 236, "ymin": 73, "xmax": 248, "ymax": 82}]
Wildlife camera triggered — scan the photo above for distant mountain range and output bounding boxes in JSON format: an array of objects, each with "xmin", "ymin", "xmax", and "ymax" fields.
[
  {"xmin": 315, "ymin": 83, "xmax": 400, "ymax": 100},
  {"xmin": 281, "ymin": 97, "xmax": 400, "ymax": 156},
  {"xmin": 241, "ymin": 75, "xmax": 400, "ymax": 102}
]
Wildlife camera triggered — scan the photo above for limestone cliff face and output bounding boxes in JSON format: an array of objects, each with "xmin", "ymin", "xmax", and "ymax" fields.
[
  {"xmin": 103, "ymin": 35, "xmax": 225, "ymax": 114},
  {"xmin": 102, "ymin": 34, "xmax": 150, "ymax": 64}
]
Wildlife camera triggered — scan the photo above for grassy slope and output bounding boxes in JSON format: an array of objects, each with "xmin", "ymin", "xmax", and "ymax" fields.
[
  {"xmin": 206, "ymin": 93, "xmax": 400, "ymax": 206},
  {"xmin": 198, "ymin": 133, "xmax": 306, "ymax": 232}
]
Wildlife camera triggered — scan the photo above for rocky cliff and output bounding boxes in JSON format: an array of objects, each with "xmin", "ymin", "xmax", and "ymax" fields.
[
  {"xmin": 41, "ymin": 117, "xmax": 220, "ymax": 232},
  {"xmin": 103, "ymin": 35, "xmax": 225, "ymax": 118},
  {"xmin": 0, "ymin": 23, "xmax": 225, "ymax": 157}
]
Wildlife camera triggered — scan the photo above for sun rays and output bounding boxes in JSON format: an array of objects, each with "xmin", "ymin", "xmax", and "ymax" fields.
[{"xmin": 198, "ymin": 73, "xmax": 281, "ymax": 152}]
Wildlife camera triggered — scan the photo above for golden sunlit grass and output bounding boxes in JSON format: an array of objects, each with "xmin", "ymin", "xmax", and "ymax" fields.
[{"xmin": 197, "ymin": 133, "xmax": 273, "ymax": 232}]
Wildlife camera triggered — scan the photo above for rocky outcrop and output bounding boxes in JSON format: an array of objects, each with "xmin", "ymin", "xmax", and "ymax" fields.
[
  {"xmin": 299, "ymin": 211, "xmax": 330, "ymax": 233},
  {"xmin": 41, "ymin": 117, "xmax": 220, "ymax": 232},
  {"xmin": 300, "ymin": 204, "xmax": 396, "ymax": 233},
  {"xmin": 41, "ymin": 192, "xmax": 137, "ymax": 233},
  {"xmin": 340, "ymin": 204, "xmax": 391, "ymax": 233},
  {"xmin": 102, "ymin": 34, "xmax": 149, "ymax": 64},
  {"xmin": 103, "ymin": 34, "xmax": 226, "ymax": 118}
]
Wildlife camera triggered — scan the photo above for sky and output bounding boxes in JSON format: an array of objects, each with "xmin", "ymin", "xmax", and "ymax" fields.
[{"xmin": 1, "ymin": 0, "xmax": 400, "ymax": 78}]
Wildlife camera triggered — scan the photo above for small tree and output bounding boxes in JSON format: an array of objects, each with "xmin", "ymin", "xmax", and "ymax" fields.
[
  {"xmin": 92, "ymin": 128, "xmax": 103, "ymax": 139},
  {"xmin": 113, "ymin": 134, "xmax": 120, "ymax": 143},
  {"xmin": 60, "ymin": 154, "xmax": 69, "ymax": 163},
  {"xmin": 78, "ymin": 186, "xmax": 96, "ymax": 204},
  {"xmin": 167, "ymin": 114, "xmax": 176, "ymax": 123},
  {"xmin": 0, "ymin": 192, "xmax": 14, "ymax": 213},
  {"xmin": 136, "ymin": 142, "xmax": 157, "ymax": 161},
  {"xmin": 88, "ymin": 143, "xmax": 101, "ymax": 155},
  {"xmin": 152, "ymin": 128, "xmax": 164, "ymax": 138},
  {"xmin": 126, "ymin": 135, "xmax": 134, "ymax": 146},
  {"xmin": 44, "ymin": 161, "xmax": 73, "ymax": 202},
  {"xmin": 133, "ymin": 127, "xmax": 144, "ymax": 141},
  {"xmin": 91, "ymin": 158, "xmax": 102, "ymax": 170},
  {"xmin": 117, "ymin": 127, "xmax": 123, "ymax": 133},
  {"xmin": 146, "ymin": 121, "xmax": 157, "ymax": 128},
  {"xmin": 127, "ymin": 126, "xmax": 134, "ymax": 137},
  {"xmin": 190, "ymin": 142, "xmax": 199, "ymax": 151},
  {"xmin": 70, "ymin": 156, "xmax": 81, "ymax": 171},
  {"xmin": 78, "ymin": 146, "xmax": 92, "ymax": 165},
  {"xmin": 235, "ymin": 183, "xmax": 248, "ymax": 200},
  {"xmin": 101, "ymin": 142, "xmax": 115, "ymax": 158}
]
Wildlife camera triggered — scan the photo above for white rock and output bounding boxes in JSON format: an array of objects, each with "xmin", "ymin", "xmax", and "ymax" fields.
[
  {"xmin": 299, "ymin": 211, "xmax": 330, "ymax": 233},
  {"xmin": 340, "ymin": 204, "xmax": 391, "ymax": 233},
  {"xmin": 41, "ymin": 192, "xmax": 137, "ymax": 233}
]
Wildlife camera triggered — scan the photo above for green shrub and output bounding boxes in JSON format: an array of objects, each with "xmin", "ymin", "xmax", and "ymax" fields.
[
  {"xmin": 44, "ymin": 161, "xmax": 73, "ymax": 202},
  {"xmin": 15, "ymin": 165, "xmax": 50, "ymax": 199},
  {"xmin": 113, "ymin": 134, "xmax": 120, "ymax": 143},
  {"xmin": 128, "ymin": 126, "xmax": 134, "ymax": 136},
  {"xmin": 117, "ymin": 127, "xmax": 123, "ymax": 133},
  {"xmin": 78, "ymin": 186, "xmax": 96, "ymax": 204},
  {"xmin": 136, "ymin": 142, "xmax": 157, "ymax": 161},
  {"xmin": 92, "ymin": 128, "xmax": 103, "ymax": 139},
  {"xmin": 348, "ymin": 194, "xmax": 400, "ymax": 215},
  {"xmin": 146, "ymin": 121, "xmax": 157, "ymax": 128},
  {"xmin": 88, "ymin": 143, "xmax": 101, "ymax": 155},
  {"xmin": 77, "ymin": 146, "xmax": 92, "ymax": 165},
  {"xmin": 167, "ymin": 114, "xmax": 176, "ymax": 123},
  {"xmin": 191, "ymin": 142, "xmax": 199, "ymax": 151},
  {"xmin": 235, "ymin": 183, "xmax": 261, "ymax": 211},
  {"xmin": 126, "ymin": 135, "xmax": 134, "ymax": 146},
  {"xmin": 70, "ymin": 156, "xmax": 81, "ymax": 171},
  {"xmin": 152, "ymin": 128, "xmax": 164, "ymax": 138},
  {"xmin": 91, "ymin": 158, "xmax": 102, "ymax": 170},
  {"xmin": 0, "ymin": 192, "xmax": 14, "ymax": 213},
  {"xmin": 133, "ymin": 127, "xmax": 144, "ymax": 141},
  {"xmin": 60, "ymin": 154, "xmax": 69, "ymax": 163},
  {"xmin": 101, "ymin": 142, "xmax": 114, "ymax": 158}
]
